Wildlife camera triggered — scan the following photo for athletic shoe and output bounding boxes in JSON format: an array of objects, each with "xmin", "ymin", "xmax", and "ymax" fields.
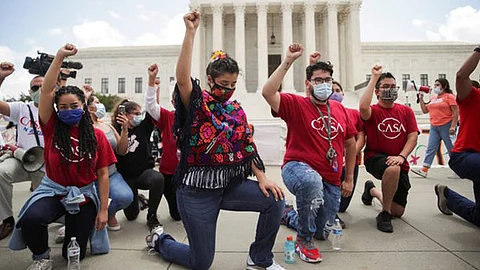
[
  {"xmin": 26, "ymin": 259, "xmax": 53, "ymax": 270},
  {"xmin": 361, "ymin": 180, "xmax": 375, "ymax": 206},
  {"xmin": 295, "ymin": 236, "xmax": 322, "ymax": 263},
  {"xmin": 434, "ymin": 184, "xmax": 453, "ymax": 215},
  {"xmin": 54, "ymin": 226, "xmax": 65, "ymax": 244},
  {"xmin": 411, "ymin": 168, "xmax": 427, "ymax": 178},
  {"xmin": 145, "ymin": 225, "xmax": 164, "ymax": 248},
  {"xmin": 107, "ymin": 215, "xmax": 121, "ymax": 231},
  {"xmin": 147, "ymin": 213, "xmax": 162, "ymax": 232},
  {"xmin": 280, "ymin": 204, "xmax": 294, "ymax": 226},
  {"xmin": 246, "ymin": 256, "xmax": 286, "ymax": 270},
  {"xmin": 376, "ymin": 211, "xmax": 393, "ymax": 233},
  {"xmin": 138, "ymin": 194, "xmax": 149, "ymax": 211}
]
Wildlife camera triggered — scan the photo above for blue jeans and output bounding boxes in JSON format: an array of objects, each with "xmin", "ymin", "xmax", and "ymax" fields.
[
  {"xmin": 423, "ymin": 121, "xmax": 454, "ymax": 167},
  {"xmin": 155, "ymin": 179, "xmax": 284, "ymax": 270},
  {"xmin": 95, "ymin": 172, "xmax": 133, "ymax": 217},
  {"xmin": 448, "ymin": 152, "xmax": 480, "ymax": 226},
  {"xmin": 281, "ymin": 161, "xmax": 341, "ymax": 241}
]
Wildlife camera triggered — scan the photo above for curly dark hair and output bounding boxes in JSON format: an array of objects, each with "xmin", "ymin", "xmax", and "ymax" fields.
[
  {"xmin": 54, "ymin": 85, "xmax": 97, "ymax": 170},
  {"xmin": 306, "ymin": 61, "xmax": 334, "ymax": 81},
  {"xmin": 205, "ymin": 52, "xmax": 239, "ymax": 79}
]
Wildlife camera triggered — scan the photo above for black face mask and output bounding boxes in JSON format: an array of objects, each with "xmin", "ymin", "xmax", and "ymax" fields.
[{"xmin": 209, "ymin": 82, "xmax": 235, "ymax": 102}]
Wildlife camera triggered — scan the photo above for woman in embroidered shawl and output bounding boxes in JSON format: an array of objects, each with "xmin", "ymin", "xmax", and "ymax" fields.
[{"xmin": 145, "ymin": 10, "xmax": 286, "ymax": 270}]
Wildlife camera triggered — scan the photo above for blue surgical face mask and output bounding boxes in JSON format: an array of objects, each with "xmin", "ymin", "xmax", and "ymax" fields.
[
  {"xmin": 95, "ymin": 103, "xmax": 106, "ymax": 119},
  {"xmin": 433, "ymin": 87, "xmax": 442, "ymax": 95},
  {"xmin": 30, "ymin": 90, "xmax": 40, "ymax": 104},
  {"xmin": 131, "ymin": 114, "xmax": 143, "ymax": 127},
  {"xmin": 313, "ymin": 83, "xmax": 333, "ymax": 101},
  {"xmin": 58, "ymin": 108, "xmax": 84, "ymax": 126},
  {"xmin": 330, "ymin": 92, "xmax": 344, "ymax": 103}
]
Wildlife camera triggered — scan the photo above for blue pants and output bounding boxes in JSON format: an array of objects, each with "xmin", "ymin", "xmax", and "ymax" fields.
[
  {"xmin": 155, "ymin": 179, "xmax": 284, "ymax": 270},
  {"xmin": 448, "ymin": 152, "xmax": 480, "ymax": 226},
  {"xmin": 423, "ymin": 121, "xmax": 454, "ymax": 167},
  {"xmin": 95, "ymin": 172, "xmax": 133, "ymax": 217},
  {"xmin": 281, "ymin": 161, "xmax": 341, "ymax": 241}
]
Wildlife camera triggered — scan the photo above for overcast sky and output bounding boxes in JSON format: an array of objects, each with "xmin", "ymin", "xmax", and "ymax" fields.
[{"xmin": 0, "ymin": 0, "xmax": 479, "ymax": 98}]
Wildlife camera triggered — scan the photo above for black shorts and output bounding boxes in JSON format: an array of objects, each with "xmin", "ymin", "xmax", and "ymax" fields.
[{"xmin": 365, "ymin": 154, "xmax": 411, "ymax": 207}]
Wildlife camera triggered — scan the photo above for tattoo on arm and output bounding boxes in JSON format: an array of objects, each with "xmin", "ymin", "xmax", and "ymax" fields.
[{"xmin": 283, "ymin": 62, "xmax": 291, "ymax": 71}]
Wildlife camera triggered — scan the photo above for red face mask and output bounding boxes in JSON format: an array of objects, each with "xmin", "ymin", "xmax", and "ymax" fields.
[{"xmin": 210, "ymin": 82, "xmax": 235, "ymax": 102}]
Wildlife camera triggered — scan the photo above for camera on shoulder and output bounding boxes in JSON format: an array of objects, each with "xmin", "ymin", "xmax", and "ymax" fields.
[{"xmin": 23, "ymin": 51, "xmax": 83, "ymax": 78}]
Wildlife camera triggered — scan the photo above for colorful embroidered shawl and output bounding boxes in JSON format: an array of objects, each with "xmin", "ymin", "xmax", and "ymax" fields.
[{"xmin": 172, "ymin": 78, "xmax": 264, "ymax": 189}]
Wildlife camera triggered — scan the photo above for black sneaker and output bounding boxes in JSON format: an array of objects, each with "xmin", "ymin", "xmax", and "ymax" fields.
[
  {"xmin": 361, "ymin": 180, "xmax": 375, "ymax": 206},
  {"xmin": 138, "ymin": 194, "xmax": 149, "ymax": 211},
  {"xmin": 147, "ymin": 213, "xmax": 162, "ymax": 232},
  {"xmin": 376, "ymin": 211, "xmax": 393, "ymax": 233},
  {"xmin": 335, "ymin": 214, "xmax": 346, "ymax": 229}
]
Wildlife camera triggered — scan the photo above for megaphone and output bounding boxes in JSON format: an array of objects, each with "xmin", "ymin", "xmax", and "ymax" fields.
[
  {"xmin": 1, "ymin": 144, "xmax": 44, "ymax": 172},
  {"xmin": 406, "ymin": 80, "xmax": 431, "ymax": 103}
]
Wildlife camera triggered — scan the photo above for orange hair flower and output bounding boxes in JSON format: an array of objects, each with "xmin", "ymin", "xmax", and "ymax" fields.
[{"xmin": 210, "ymin": 50, "xmax": 227, "ymax": 62}]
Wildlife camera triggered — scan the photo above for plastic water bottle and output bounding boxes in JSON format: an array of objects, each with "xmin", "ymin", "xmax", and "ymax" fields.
[
  {"xmin": 331, "ymin": 219, "xmax": 343, "ymax": 250},
  {"xmin": 284, "ymin": 235, "xmax": 296, "ymax": 264},
  {"xmin": 67, "ymin": 237, "xmax": 81, "ymax": 270}
]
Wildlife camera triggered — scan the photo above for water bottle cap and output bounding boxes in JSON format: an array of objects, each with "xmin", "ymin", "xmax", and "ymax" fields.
[
  {"xmin": 335, "ymin": 218, "xmax": 339, "ymax": 222},
  {"xmin": 287, "ymin": 235, "xmax": 293, "ymax": 241},
  {"xmin": 71, "ymin": 237, "xmax": 76, "ymax": 240}
]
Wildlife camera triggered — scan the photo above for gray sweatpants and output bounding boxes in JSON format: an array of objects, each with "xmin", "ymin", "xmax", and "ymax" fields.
[{"xmin": 0, "ymin": 157, "xmax": 44, "ymax": 221}]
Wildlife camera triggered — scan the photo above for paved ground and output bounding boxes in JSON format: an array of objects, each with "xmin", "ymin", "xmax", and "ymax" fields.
[{"xmin": 1, "ymin": 166, "xmax": 479, "ymax": 270}]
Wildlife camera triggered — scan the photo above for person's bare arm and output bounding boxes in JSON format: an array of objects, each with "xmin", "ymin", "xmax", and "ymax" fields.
[
  {"xmin": 359, "ymin": 65, "xmax": 382, "ymax": 121},
  {"xmin": 176, "ymin": 10, "xmax": 200, "ymax": 109},
  {"xmin": 419, "ymin": 94, "xmax": 429, "ymax": 114},
  {"xmin": 456, "ymin": 46, "xmax": 480, "ymax": 101},
  {"xmin": 0, "ymin": 62, "xmax": 15, "ymax": 116},
  {"xmin": 262, "ymin": 44, "xmax": 303, "ymax": 113},
  {"xmin": 450, "ymin": 105, "xmax": 459, "ymax": 135}
]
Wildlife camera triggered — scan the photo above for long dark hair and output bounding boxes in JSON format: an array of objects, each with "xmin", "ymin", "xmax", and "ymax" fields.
[
  {"xmin": 435, "ymin": 78, "xmax": 453, "ymax": 94},
  {"xmin": 54, "ymin": 85, "xmax": 97, "ymax": 169}
]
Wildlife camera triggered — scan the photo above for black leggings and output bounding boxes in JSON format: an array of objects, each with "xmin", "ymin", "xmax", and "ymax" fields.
[
  {"xmin": 163, "ymin": 174, "xmax": 180, "ymax": 220},
  {"xmin": 21, "ymin": 197, "xmax": 96, "ymax": 260},
  {"xmin": 123, "ymin": 168, "xmax": 165, "ymax": 220}
]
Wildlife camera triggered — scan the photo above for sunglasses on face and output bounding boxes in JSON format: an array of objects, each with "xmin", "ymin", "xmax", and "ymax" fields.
[{"xmin": 30, "ymin": 85, "xmax": 41, "ymax": 91}]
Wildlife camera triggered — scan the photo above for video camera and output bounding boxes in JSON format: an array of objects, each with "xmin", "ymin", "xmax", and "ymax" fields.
[{"xmin": 23, "ymin": 51, "xmax": 83, "ymax": 78}]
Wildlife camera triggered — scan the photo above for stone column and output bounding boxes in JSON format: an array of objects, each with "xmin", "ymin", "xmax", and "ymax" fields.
[
  {"xmin": 338, "ymin": 11, "xmax": 347, "ymax": 86},
  {"xmin": 327, "ymin": 1, "xmax": 339, "ymax": 71},
  {"xmin": 257, "ymin": 3, "xmax": 269, "ymax": 91},
  {"xmin": 234, "ymin": 3, "xmax": 247, "ymax": 94},
  {"xmin": 212, "ymin": 3, "xmax": 223, "ymax": 50},
  {"xmin": 190, "ymin": 4, "xmax": 202, "ymax": 80},
  {"xmin": 304, "ymin": 1, "xmax": 316, "ymax": 65},
  {"xmin": 282, "ymin": 2, "xmax": 294, "ymax": 92},
  {"xmin": 347, "ymin": 1, "xmax": 362, "ymax": 91}
]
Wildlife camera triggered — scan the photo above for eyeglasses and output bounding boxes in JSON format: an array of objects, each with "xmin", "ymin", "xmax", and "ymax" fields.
[
  {"xmin": 30, "ymin": 85, "xmax": 41, "ymax": 91},
  {"xmin": 379, "ymin": 85, "xmax": 399, "ymax": 90},
  {"xmin": 310, "ymin": 77, "xmax": 333, "ymax": 85}
]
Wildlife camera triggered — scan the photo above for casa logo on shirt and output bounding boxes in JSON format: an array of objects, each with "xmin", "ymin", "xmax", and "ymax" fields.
[
  {"xmin": 55, "ymin": 137, "xmax": 84, "ymax": 163},
  {"xmin": 377, "ymin": 117, "xmax": 406, "ymax": 139},
  {"xmin": 311, "ymin": 116, "xmax": 344, "ymax": 140},
  {"xmin": 19, "ymin": 117, "xmax": 43, "ymax": 136}
]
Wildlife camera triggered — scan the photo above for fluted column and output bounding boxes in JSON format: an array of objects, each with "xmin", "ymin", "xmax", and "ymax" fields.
[
  {"xmin": 257, "ymin": 3, "xmax": 269, "ymax": 92},
  {"xmin": 304, "ymin": 2, "xmax": 316, "ymax": 65},
  {"xmin": 212, "ymin": 3, "xmax": 223, "ymax": 50},
  {"xmin": 327, "ymin": 1, "xmax": 339, "ymax": 71},
  {"xmin": 347, "ymin": 1, "xmax": 362, "ymax": 91},
  {"xmin": 190, "ymin": 4, "xmax": 202, "ymax": 80},
  {"xmin": 234, "ymin": 3, "xmax": 247, "ymax": 94},
  {"xmin": 338, "ymin": 12, "xmax": 347, "ymax": 86},
  {"xmin": 281, "ymin": 2, "xmax": 294, "ymax": 92}
]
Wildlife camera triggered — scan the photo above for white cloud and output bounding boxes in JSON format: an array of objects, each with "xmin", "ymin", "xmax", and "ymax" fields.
[
  {"xmin": 108, "ymin": 11, "xmax": 121, "ymax": 19},
  {"xmin": 72, "ymin": 20, "xmax": 125, "ymax": 47},
  {"xmin": 0, "ymin": 46, "xmax": 34, "ymax": 100},
  {"xmin": 426, "ymin": 6, "xmax": 480, "ymax": 42},
  {"xmin": 48, "ymin": 28, "xmax": 63, "ymax": 36},
  {"xmin": 412, "ymin": 19, "xmax": 427, "ymax": 27},
  {"xmin": 134, "ymin": 33, "xmax": 164, "ymax": 46},
  {"xmin": 134, "ymin": 13, "xmax": 185, "ymax": 45}
]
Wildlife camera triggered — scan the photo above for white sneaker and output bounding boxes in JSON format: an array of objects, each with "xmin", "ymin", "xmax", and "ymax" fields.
[
  {"xmin": 26, "ymin": 259, "xmax": 53, "ymax": 270},
  {"xmin": 54, "ymin": 226, "xmax": 65, "ymax": 244},
  {"xmin": 145, "ymin": 225, "xmax": 164, "ymax": 248},
  {"xmin": 246, "ymin": 256, "xmax": 286, "ymax": 270},
  {"xmin": 411, "ymin": 168, "xmax": 427, "ymax": 178}
]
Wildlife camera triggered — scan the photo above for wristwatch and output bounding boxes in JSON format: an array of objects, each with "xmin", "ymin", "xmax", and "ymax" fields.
[{"xmin": 474, "ymin": 47, "xmax": 480, "ymax": 53}]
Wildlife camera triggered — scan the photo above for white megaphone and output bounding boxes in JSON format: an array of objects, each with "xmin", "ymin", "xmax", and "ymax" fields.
[
  {"xmin": 406, "ymin": 80, "xmax": 431, "ymax": 103},
  {"xmin": 1, "ymin": 144, "xmax": 44, "ymax": 172}
]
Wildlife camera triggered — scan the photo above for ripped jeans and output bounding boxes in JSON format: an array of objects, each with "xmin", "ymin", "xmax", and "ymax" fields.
[{"xmin": 282, "ymin": 161, "xmax": 341, "ymax": 241}]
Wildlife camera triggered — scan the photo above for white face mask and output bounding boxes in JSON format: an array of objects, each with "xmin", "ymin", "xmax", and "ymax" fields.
[
  {"xmin": 95, "ymin": 103, "xmax": 106, "ymax": 119},
  {"xmin": 131, "ymin": 114, "xmax": 143, "ymax": 127},
  {"xmin": 312, "ymin": 83, "xmax": 333, "ymax": 101},
  {"xmin": 433, "ymin": 87, "xmax": 442, "ymax": 95}
]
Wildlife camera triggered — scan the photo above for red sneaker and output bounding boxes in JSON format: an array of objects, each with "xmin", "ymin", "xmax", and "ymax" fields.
[{"xmin": 296, "ymin": 236, "xmax": 322, "ymax": 263}]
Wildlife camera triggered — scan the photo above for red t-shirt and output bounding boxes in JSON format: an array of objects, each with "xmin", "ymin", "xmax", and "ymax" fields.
[
  {"xmin": 274, "ymin": 94, "xmax": 357, "ymax": 186},
  {"xmin": 41, "ymin": 113, "xmax": 117, "ymax": 187},
  {"xmin": 345, "ymin": 108, "xmax": 364, "ymax": 166},
  {"xmin": 452, "ymin": 86, "xmax": 480, "ymax": 153},
  {"xmin": 363, "ymin": 104, "xmax": 418, "ymax": 172},
  {"xmin": 154, "ymin": 108, "xmax": 179, "ymax": 175}
]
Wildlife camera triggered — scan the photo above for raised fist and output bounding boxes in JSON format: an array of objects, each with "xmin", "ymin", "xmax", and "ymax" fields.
[
  {"xmin": 286, "ymin": 43, "xmax": 303, "ymax": 61},
  {"xmin": 0, "ymin": 62, "xmax": 15, "ymax": 79},
  {"xmin": 184, "ymin": 10, "xmax": 201, "ymax": 31},
  {"xmin": 309, "ymin": 51, "xmax": 321, "ymax": 65},
  {"xmin": 371, "ymin": 64, "xmax": 382, "ymax": 76},
  {"xmin": 57, "ymin": 43, "xmax": 78, "ymax": 58},
  {"xmin": 148, "ymin": 63, "xmax": 159, "ymax": 78}
]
